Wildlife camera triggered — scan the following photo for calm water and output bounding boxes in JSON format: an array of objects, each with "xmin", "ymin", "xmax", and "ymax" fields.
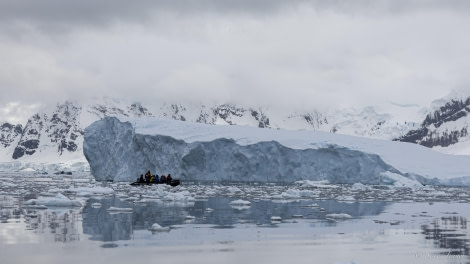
[{"xmin": 1, "ymin": 176, "xmax": 470, "ymax": 264}]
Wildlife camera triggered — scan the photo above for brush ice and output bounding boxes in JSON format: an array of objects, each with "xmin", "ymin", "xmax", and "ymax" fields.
[{"xmin": 23, "ymin": 193, "xmax": 82, "ymax": 207}]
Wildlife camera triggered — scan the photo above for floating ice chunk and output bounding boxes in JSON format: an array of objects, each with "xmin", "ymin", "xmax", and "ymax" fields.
[
  {"xmin": 325, "ymin": 213, "xmax": 352, "ymax": 219},
  {"xmin": 281, "ymin": 188, "xmax": 316, "ymax": 199},
  {"xmin": 1, "ymin": 182, "xmax": 17, "ymax": 187},
  {"xmin": 205, "ymin": 208, "xmax": 214, "ymax": 213},
  {"xmin": 301, "ymin": 203, "xmax": 320, "ymax": 208},
  {"xmin": 70, "ymin": 186, "xmax": 115, "ymax": 196},
  {"xmin": 24, "ymin": 193, "xmax": 82, "ymax": 207},
  {"xmin": 381, "ymin": 171, "xmax": 423, "ymax": 188},
  {"xmin": 270, "ymin": 194, "xmax": 284, "ymax": 200},
  {"xmin": 295, "ymin": 180, "xmax": 337, "ymax": 188},
  {"xmin": 351, "ymin": 182, "xmax": 369, "ymax": 190},
  {"xmin": 185, "ymin": 215, "xmax": 196, "ymax": 220},
  {"xmin": 91, "ymin": 203, "xmax": 102, "ymax": 208},
  {"xmin": 24, "ymin": 204, "xmax": 48, "ymax": 209},
  {"xmin": 148, "ymin": 223, "xmax": 170, "ymax": 232},
  {"xmin": 107, "ymin": 207, "xmax": 133, "ymax": 212},
  {"xmin": 231, "ymin": 205, "xmax": 251, "ymax": 210},
  {"xmin": 230, "ymin": 199, "xmax": 252, "ymax": 210},
  {"xmin": 229, "ymin": 199, "xmax": 251, "ymax": 206},
  {"xmin": 226, "ymin": 186, "xmax": 242, "ymax": 194},
  {"xmin": 167, "ymin": 192, "xmax": 195, "ymax": 202},
  {"xmin": 336, "ymin": 195, "xmax": 356, "ymax": 203},
  {"xmin": 271, "ymin": 216, "xmax": 282, "ymax": 222}
]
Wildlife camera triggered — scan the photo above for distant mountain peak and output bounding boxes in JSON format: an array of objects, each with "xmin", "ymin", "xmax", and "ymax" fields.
[
  {"xmin": 2, "ymin": 93, "xmax": 470, "ymax": 161},
  {"xmin": 394, "ymin": 96, "xmax": 470, "ymax": 148}
]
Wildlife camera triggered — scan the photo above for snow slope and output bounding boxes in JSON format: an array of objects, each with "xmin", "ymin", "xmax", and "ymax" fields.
[
  {"xmin": 0, "ymin": 97, "xmax": 434, "ymax": 165},
  {"xmin": 84, "ymin": 116, "xmax": 470, "ymax": 185}
]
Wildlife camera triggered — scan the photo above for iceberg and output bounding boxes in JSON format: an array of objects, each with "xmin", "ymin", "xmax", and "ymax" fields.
[{"xmin": 83, "ymin": 117, "xmax": 416, "ymax": 185}]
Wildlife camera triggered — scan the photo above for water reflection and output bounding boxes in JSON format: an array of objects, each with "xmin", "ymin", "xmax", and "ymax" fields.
[
  {"xmin": 1, "ymin": 195, "xmax": 82, "ymax": 243},
  {"xmin": 81, "ymin": 197, "xmax": 389, "ymax": 242},
  {"xmin": 422, "ymin": 216, "xmax": 470, "ymax": 257}
]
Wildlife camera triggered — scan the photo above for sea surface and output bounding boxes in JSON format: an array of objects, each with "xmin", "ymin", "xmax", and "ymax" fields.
[{"xmin": 1, "ymin": 173, "xmax": 470, "ymax": 264}]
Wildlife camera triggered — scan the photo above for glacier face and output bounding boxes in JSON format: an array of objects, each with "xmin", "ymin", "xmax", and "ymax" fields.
[{"xmin": 84, "ymin": 117, "xmax": 415, "ymax": 184}]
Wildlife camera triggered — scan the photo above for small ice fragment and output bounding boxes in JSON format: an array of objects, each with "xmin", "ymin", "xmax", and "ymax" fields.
[
  {"xmin": 107, "ymin": 207, "xmax": 133, "ymax": 212},
  {"xmin": 149, "ymin": 223, "xmax": 170, "ymax": 232},
  {"xmin": 91, "ymin": 203, "xmax": 102, "ymax": 208},
  {"xmin": 292, "ymin": 215, "xmax": 303, "ymax": 219},
  {"xmin": 325, "ymin": 213, "xmax": 352, "ymax": 219},
  {"xmin": 301, "ymin": 203, "xmax": 320, "ymax": 208},
  {"xmin": 24, "ymin": 204, "xmax": 48, "ymax": 209},
  {"xmin": 271, "ymin": 216, "xmax": 282, "ymax": 222},
  {"xmin": 229, "ymin": 199, "xmax": 251, "ymax": 206}
]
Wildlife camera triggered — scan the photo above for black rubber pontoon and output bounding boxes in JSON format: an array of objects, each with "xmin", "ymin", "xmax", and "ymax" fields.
[{"xmin": 130, "ymin": 180, "xmax": 180, "ymax": 187}]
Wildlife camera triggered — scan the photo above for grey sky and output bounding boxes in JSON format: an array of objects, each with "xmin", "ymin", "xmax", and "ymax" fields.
[{"xmin": 1, "ymin": 0, "xmax": 470, "ymax": 122}]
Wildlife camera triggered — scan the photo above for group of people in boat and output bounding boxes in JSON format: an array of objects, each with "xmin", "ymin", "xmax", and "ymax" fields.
[{"xmin": 138, "ymin": 170, "xmax": 173, "ymax": 184}]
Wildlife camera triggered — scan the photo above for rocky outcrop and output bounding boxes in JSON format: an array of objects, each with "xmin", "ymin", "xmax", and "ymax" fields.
[{"xmin": 395, "ymin": 98, "xmax": 470, "ymax": 147}]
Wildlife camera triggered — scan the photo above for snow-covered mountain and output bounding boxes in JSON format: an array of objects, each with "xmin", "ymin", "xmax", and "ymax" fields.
[
  {"xmin": 1, "ymin": 103, "xmax": 81, "ymax": 162},
  {"xmin": 394, "ymin": 94, "xmax": 470, "ymax": 154},
  {"xmin": 1, "ymin": 93, "xmax": 470, "ymax": 166}
]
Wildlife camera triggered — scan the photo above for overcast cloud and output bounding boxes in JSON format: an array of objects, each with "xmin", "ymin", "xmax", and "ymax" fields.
[{"xmin": 1, "ymin": 0, "xmax": 470, "ymax": 122}]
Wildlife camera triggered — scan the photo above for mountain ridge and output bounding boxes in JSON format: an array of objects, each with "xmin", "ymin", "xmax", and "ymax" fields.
[{"xmin": 1, "ymin": 94, "xmax": 470, "ymax": 161}]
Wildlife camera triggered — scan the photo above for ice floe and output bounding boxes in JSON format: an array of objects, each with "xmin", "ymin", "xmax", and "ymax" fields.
[{"xmin": 24, "ymin": 193, "xmax": 82, "ymax": 207}]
